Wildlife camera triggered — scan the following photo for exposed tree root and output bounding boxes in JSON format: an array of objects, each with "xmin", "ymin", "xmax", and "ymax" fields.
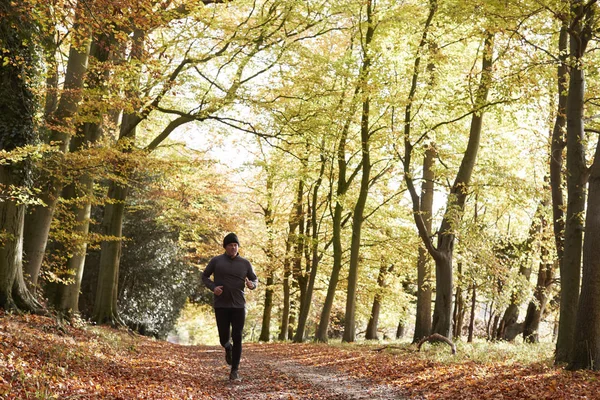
[{"xmin": 417, "ymin": 333, "xmax": 457, "ymax": 355}]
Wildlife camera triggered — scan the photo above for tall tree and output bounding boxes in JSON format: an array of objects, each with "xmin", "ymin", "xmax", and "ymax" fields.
[
  {"xmin": 314, "ymin": 56, "xmax": 362, "ymax": 343},
  {"xmin": 403, "ymin": 29, "xmax": 495, "ymax": 337},
  {"xmin": 568, "ymin": 0, "xmax": 600, "ymax": 371},
  {"xmin": 365, "ymin": 257, "xmax": 392, "ymax": 340},
  {"xmin": 0, "ymin": 0, "xmax": 43, "ymax": 312},
  {"xmin": 413, "ymin": 145, "xmax": 435, "ymax": 342},
  {"xmin": 293, "ymin": 146, "xmax": 327, "ymax": 343},
  {"xmin": 556, "ymin": 0, "xmax": 596, "ymax": 364},
  {"xmin": 258, "ymin": 157, "xmax": 277, "ymax": 342},
  {"xmin": 22, "ymin": 0, "xmax": 92, "ymax": 292},
  {"xmin": 342, "ymin": 0, "xmax": 375, "ymax": 343}
]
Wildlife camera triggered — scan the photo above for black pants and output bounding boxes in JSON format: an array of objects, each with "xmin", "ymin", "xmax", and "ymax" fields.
[{"xmin": 215, "ymin": 308, "xmax": 246, "ymax": 371}]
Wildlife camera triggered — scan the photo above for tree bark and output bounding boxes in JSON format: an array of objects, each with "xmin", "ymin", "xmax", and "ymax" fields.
[
  {"xmin": 279, "ymin": 178, "xmax": 302, "ymax": 341},
  {"xmin": 570, "ymin": 122, "xmax": 600, "ymax": 370},
  {"xmin": 259, "ymin": 171, "xmax": 276, "ymax": 342},
  {"xmin": 92, "ymin": 28, "xmax": 145, "ymax": 326},
  {"xmin": 259, "ymin": 272, "xmax": 275, "ymax": 342},
  {"xmin": 315, "ymin": 75, "xmax": 362, "ymax": 343},
  {"xmin": 365, "ymin": 259, "xmax": 389, "ymax": 340},
  {"xmin": 556, "ymin": 0, "xmax": 594, "ymax": 364},
  {"xmin": 53, "ymin": 33, "xmax": 111, "ymax": 315},
  {"xmin": 453, "ymin": 263, "xmax": 465, "ymax": 339},
  {"xmin": 413, "ymin": 145, "xmax": 435, "ymax": 342},
  {"xmin": 343, "ymin": 0, "xmax": 374, "ymax": 343},
  {"xmin": 467, "ymin": 284, "xmax": 476, "ymax": 342},
  {"xmin": 0, "ymin": 3, "xmax": 43, "ymax": 312},
  {"xmin": 290, "ymin": 172, "xmax": 306, "ymax": 341},
  {"xmin": 22, "ymin": 1, "xmax": 92, "ymax": 291},
  {"xmin": 570, "ymin": 0, "xmax": 600, "ymax": 367},
  {"xmin": 294, "ymin": 150, "xmax": 326, "ymax": 343},
  {"xmin": 278, "ymin": 237, "xmax": 293, "ymax": 340},
  {"xmin": 431, "ymin": 33, "xmax": 493, "ymax": 337},
  {"xmin": 523, "ymin": 257, "xmax": 554, "ymax": 343},
  {"xmin": 93, "ymin": 180, "xmax": 127, "ymax": 325}
]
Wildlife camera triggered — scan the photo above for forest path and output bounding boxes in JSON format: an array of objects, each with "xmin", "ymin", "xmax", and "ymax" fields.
[
  {"xmin": 218, "ymin": 343, "xmax": 407, "ymax": 399},
  {"xmin": 9, "ymin": 313, "xmax": 596, "ymax": 399}
]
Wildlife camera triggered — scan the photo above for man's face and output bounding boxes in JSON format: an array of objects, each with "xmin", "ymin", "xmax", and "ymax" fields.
[{"xmin": 225, "ymin": 243, "xmax": 238, "ymax": 258}]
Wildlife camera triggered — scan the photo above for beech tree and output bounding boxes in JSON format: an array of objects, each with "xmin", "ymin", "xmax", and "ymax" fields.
[
  {"xmin": 22, "ymin": 0, "xmax": 92, "ymax": 294},
  {"xmin": 555, "ymin": 0, "xmax": 597, "ymax": 364},
  {"xmin": 0, "ymin": 0, "xmax": 43, "ymax": 312},
  {"xmin": 569, "ymin": 0, "xmax": 600, "ymax": 371}
]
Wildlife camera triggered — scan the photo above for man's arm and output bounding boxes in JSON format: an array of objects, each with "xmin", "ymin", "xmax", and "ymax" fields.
[
  {"xmin": 246, "ymin": 264, "xmax": 258, "ymax": 290},
  {"xmin": 202, "ymin": 259, "xmax": 216, "ymax": 291}
]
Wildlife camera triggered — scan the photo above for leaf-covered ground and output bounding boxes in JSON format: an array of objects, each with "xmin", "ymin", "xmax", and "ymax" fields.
[{"xmin": 1, "ymin": 311, "xmax": 599, "ymax": 399}]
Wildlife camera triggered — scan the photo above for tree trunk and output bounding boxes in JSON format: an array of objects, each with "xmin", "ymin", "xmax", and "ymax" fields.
[
  {"xmin": 396, "ymin": 320, "xmax": 406, "ymax": 339},
  {"xmin": 278, "ymin": 241, "xmax": 292, "ymax": 341},
  {"xmin": 56, "ymin": 181, "xmax": 93, "ymax": 314},
  {"xmin": 287, "ymin": 299, "xmax": 297, "ymax": 341},
  {"xmin": 413, "ymin": 145, "xmax": 435, "ymax": 343},
  {"xmin": 431, "ymin": 33, "xmax": 493, "ymax": 337},
  {"xmin": 315, "ymin": 198, "xmax": 344, "ymax": 342},
  {"xmin": 0, "ymin": 169, "xmax": 42, "ymax": 313},
  {"xmin": 550, "ymin": 24, "xmax": 568, "ymax": 283},
  {"xmin": 570, "ymin": 132, "xmax": 600, "ymax": 370},
  {"xmin": 365, "ymin": 260, "xmax": 389, "ymax": 340},
  {"xmin": 523, "ymin": 258, "xmax": 554, "ymax": 343},
  {"xmin": 315, "ymin": 98, "xmax": 359, "ymax": 341},
  {"xmin": 93, "ymin": 181, "xmax": 127, "ymax": 325},
  {"xmin": 259, "ymin": 272, "xmax": 275, "ymax": 342},
  {"xmin": 279, "ymin": 185, "xmax": 301, "ymax": 341},
  {"xmin": 342, "ymin": 0, "xmax": 375, "ymax": 343},
  {"xmin": 54, "ymin": 128, "xmax": 99, "ymax": 314},
  {"xmin": 22, "ymin": 2, "xmax": 92, "ymax": 291},
  {"xmin": 294, "ymin": 151, "xmax": 326, "ymax": 343},
  {"xmin": 452, "ymin": 262, "xmax": 465, "ymax": 339},
  {"xmin": 92, "ymin": 28, "xmax": 145, "ymax": 326},
  {"xmin": 53, "ymin": 34, "xmax": 111, "ymax": 315},
  {"xmin": 403, "ymin": 4, "xmax": 494, "ymax": 340},
  {"xmin": 259, "ymin": 171, "xmax": 276, "ymax": 342},
  {"xmin": 556, "ymin": 1, "xmax": 591, "ymax": 364},
  {"xmin": 0, "ymin": 4, "xmax": 42, "ymax": 312},
  {"xmin": 523, "ymin": 194, "xmax": 554, "ymax": 343},
  {"xmin": 467, "ymin": 284, "xmax": 476, "ymax": 342},
  {"xmin": 290, "ymin": 173, "xmax": 306, "ymax": 341},
  {"xmin": 570, "ymin": 1, "xmax": 600, "ymax": 365}
]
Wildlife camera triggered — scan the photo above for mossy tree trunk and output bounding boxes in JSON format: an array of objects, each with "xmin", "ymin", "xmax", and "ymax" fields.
[{"xmin": 0, "ymin": 1, "xmax": 43, "ymax": 313}]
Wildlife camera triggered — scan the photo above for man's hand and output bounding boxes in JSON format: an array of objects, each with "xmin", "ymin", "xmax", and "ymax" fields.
[
  {"xmin": 214, "ymin": 286, "xmax": 223, "ymax": 296},
  {"xmin": 245, "ymin": 278, "xmax": 255, "ymax": 289}
]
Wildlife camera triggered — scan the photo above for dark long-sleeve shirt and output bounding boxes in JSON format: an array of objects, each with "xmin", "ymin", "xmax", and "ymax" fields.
[{"xmin": 202, "ymin": 253, "xmax": 258, "ymax": 308}]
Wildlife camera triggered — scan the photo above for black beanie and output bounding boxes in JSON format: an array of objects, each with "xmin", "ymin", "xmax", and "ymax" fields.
[{"xmin": 223, "ymin": 233, "xmax": 240, "ymax": 248}]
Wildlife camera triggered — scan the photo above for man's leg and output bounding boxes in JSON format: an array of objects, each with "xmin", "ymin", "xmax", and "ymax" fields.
[
  {"xmin": 230, "ymin": 308, "xmax": 246, "ymax": 372},
  {"xmin": 215, "ymin": 308, "xmax": 233, "ymax": 365}
]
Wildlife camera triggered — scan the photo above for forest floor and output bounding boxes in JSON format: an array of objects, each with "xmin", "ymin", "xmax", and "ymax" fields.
[{"xmin": 2, "ymin": 311, "xmax": 600, "ymax": 399}]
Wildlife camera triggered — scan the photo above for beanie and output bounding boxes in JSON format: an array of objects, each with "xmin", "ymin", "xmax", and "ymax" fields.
[{"xmin": 223, "ymin": 233, "xmax": 240, "ymax": 248}]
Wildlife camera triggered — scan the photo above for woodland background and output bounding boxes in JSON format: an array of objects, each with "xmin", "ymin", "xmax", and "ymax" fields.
[{"xmin": 2, "ymin": 0, "xmax": 600, "ymax": 377}]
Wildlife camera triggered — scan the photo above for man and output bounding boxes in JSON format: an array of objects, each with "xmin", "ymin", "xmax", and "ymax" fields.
[{"xmin": 202, "ymin": 233, "xmax": 258, "ymax": 381}]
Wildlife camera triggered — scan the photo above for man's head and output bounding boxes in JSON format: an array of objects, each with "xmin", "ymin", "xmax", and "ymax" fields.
[{"xmin": 223, "ymin": 232, "xmax": 240, "ymax": 258}]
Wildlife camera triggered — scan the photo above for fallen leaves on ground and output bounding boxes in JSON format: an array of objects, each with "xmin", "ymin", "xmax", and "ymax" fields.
[{"xmin": 1, "ymin": 311, "xmax": 599, "ymax": 399}]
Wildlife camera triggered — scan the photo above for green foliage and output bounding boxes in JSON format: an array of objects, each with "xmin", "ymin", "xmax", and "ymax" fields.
[
  {"xmin": 117, "ymin": 203, "xmax": 200, "ymax": 340},
  {"xmin": 0, "ymin": 1, "xmax": 40, "ymax": 152}
]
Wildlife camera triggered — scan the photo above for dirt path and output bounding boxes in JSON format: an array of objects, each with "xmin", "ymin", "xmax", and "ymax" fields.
[{"xmin": 211, "ymin": 343, "xmax": 407, "ymax": 399}]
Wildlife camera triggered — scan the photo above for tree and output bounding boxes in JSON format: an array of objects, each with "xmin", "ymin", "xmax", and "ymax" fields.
[
  {"xmin": 568, "ymin": 0, "xmax": 600, "ymax": 371},
  {"xmin": 413, "ymin": 145, "xmax": 435, "ymax": 342},
  {"xmin": 556, "ymin": 0, "xmax": 597, "ymax": 364},
  {"xmin": 0, "ymin": 0, "xmax": 43, "ymax": 312},
  {"xmin": 342, "ymin": 0, "xmax": 375, "ymax": 343},
  {"xmin": 22, "ymin": 0, "xmax": 92, "ymax": 292}
]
